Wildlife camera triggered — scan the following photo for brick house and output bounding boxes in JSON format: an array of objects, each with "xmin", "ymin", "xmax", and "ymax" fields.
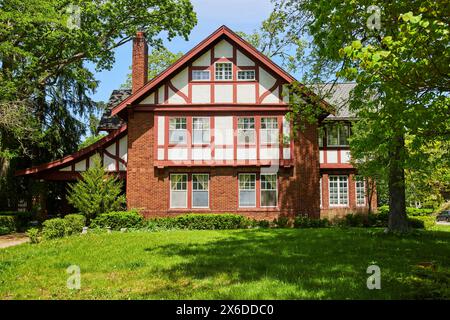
[{"xmin": 16, "ymin": 26, "xmax": 376, "ymax": 220}]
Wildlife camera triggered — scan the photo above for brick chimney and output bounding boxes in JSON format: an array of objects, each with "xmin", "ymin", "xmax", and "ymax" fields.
[{"xmin": 132, "ymin": 31, "xmax": 148, "ymax": 93}]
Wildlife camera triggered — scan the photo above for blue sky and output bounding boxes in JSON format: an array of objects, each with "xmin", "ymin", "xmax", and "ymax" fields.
[{"xmin": 88, "ymin": 0, "xmax": 274, "ymax": 103}]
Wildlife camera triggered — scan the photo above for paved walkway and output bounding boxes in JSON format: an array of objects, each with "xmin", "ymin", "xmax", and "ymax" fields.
[{"xmin": 0, "ymin": 233, "xmax": 29, "ymax": 249}]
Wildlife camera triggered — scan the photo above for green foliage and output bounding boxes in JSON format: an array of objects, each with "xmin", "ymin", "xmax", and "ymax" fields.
[
  {"xmin": 0, "ymin": 211, "xmax": 34, "ymax": 232},
  {"xmin": 78, "ymin": 134, "xmax": 106, "ymax": 150},
  {"xmin": 273, "ymin": 216, "xmax": 291, "ymax": 228},
  {"xmin": 146, "ymin": 214, "xmax": 251, "ymax": 231},
  {"xmin": 0, "ymin": 216, "xmax": 16, "ymax": 235},
  {"xmin": 42, "ymin": 218, "xmax": 67, "ymax": 240},
  {"xmin": 293, "ymin": 215, "xmax": 330, "ymax": 228},
  {"xmin": 26, "ymin": 228, "xmax": 41, "ymax": 244},
  {"xmin": 64, "ymin": 214, "xmax": 86, "ymax": 235},
  {"xmin": 91, "ymin": 211, "xmax": 144, "ymax": 230},
  {"xmin": 67, "ymin": 155, "xmax": 126, "ymax": 223},
  {"xmin": 121, "ymin": 47, "xmax": 184, "ymax": 88}
]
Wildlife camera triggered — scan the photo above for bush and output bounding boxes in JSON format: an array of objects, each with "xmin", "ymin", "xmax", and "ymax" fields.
[
  {"xmin": 367, "ymin": 212, "xmax": 389, "ymax": 227},
  {"xmin": 146, "ymin": 214, "xmax": 251, "ymax": 230},
  {"xmin": 340, "ymin": 213, "xmax": 368, "ymax": 227},
  {"xmin": 91, "ymin": 210, "xmax": 144, "ymax": 230},
  {"xmin": 0, "ymin": 216, "xmax": 16, "ymax": 235},
  {"xmin": 378, "ymin": 206, "xmax": 434, "ymax": 217},
  {"xmin": 273, "ymin": 216, "xmax": 290, "ymax": 228},
  {"xmin": 294, "ymin": 215, "xmax": 329, "ymax": 228},
  {"xmin": 0, "ymin": 211, "xmax": 35, "ymax": 232},
  {"xmin": 42, "ymin": 218, "xmax": 67, "ymax": 239},
  {"xmin": 64, "ymin": 214, "xmax": 86, "ymax": 235},
  {"xmin": 26, "ymin": 228, "xmax": 41, "ymax": 244},
  {"xmin": 254, "ymin": 219, "xmax": 271, "ymax": 228}
]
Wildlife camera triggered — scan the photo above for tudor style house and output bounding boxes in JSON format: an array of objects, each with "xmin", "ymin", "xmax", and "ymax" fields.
[{"xmin": 17, "ymin": 26, "xmax": 376, "ymax": 220}]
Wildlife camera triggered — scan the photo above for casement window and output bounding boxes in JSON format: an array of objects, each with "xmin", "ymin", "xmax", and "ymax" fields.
[
  {"xmin": 355, "ymin": 177, "xmax": 366, "ymax": 206},
  {"xmin": 215, "ymin": 62, "xmax": 233, "ymax": 80},
  {"xmin": 237, "ymin": 70, "xmax": 255, "ymax": 80},
  {"xmin": 192, "ymin": 117, "xmax": 210, "ymax": 145},
  {"xmin": 329, "ymin": 175, "xmax": 348, "ymax": 206},
  {"xmin": 237, "ymin": 117, "xmax": 255, "ymax": 145},
  {"xmin": 170, "ymin": 174, "xmax": 188, "ymax": 208},
  {"xmin": 192, "ymin": 70, "xmax": 210, "ymax": 81},
  {"xmin": 260, "ymin": 117, "xmax": 279, "ymax": 145},
  {"xmin": 239, "ymin": 174, "xmax": 256, "ymax": 207},
  {"xmin": 327, "ymin": 124, "xmax": 350, "ymax": 147},
  {"xmin": 169, "ymin": 117, "xmax": 187, "ymax": 144},
  {"xmin": 260, "ymin": 173, "xmax": 277, "ymax": 207},
  {"xmin": 192, "ymin": 174, "xmax": 209, "ymax": 208}
]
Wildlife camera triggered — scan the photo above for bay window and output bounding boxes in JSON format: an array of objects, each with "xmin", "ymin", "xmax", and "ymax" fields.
[
  {"xmin": 169, "ymin": 117, "xmax": 187, "ymax": 144},
  {"xmin": 192, "ymin": 117, "xmax": 210, "ymax": 145},
  {"xmin": 260, "ymin": 173, "xmax": 277, "ymax": 207},
  {"xmin": 260, "ymin": 117, "xmax": 279, "ymax": 145},
  {"xmin": 237, "ymin": 117, "xmax": 255, "ymax": 145},
  {"xmin": 329, "ymin": 175, "xmax": 348, "ymax": 206},
  {"xmin": 170, "ymin": 174, "xmax": 188, "ymax": 208},
  {"xmin": 239, "ymin": 174, "xmax": 256, "ymax": 207}
]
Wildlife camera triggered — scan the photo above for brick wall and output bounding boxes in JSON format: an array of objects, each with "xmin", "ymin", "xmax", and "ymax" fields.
[{"xmin": 126, "ymin": 111, "xmax": 321, "ymax": 220}]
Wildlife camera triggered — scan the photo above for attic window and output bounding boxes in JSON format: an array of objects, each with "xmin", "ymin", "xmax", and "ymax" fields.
[
  {"xmin": 215, "ymin": 62, "xmax": 232, "ymax": 80},
  {"xmin": 192, "ymin": 70, "xmax": 210, "ymax": 81},
  {"xmin": 237, "ymin": 70, "xmax": 255, "ymax": 80}
]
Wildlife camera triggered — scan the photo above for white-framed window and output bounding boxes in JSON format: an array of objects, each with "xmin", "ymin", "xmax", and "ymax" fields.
[
  {"xmin": 260, "ymin": 173, "xmax": 277, "ymax": 207},
  {"xmin": 329, "ymin": 175, "xmax": 348, "ymax": 206},
  {"xmin": 169, "ymin": 117, "xmax": 187, "ymax": 144},
  {"xmin": 192, "ymin": 117, "xmax": 210, "ymax": 145},
  {"xmin": 215, "ymin": 62, "xmax": 232, "ymax": 80},
  {"xmin": 356, "ymin": 176, "xmax": 366, "ymax": 206},
  {"xmin": 237, "ymin": 117, "xmax": 255, "ymax": 145},
  {"xmin": 170, "ymin": 174, "xmax": 188, "ymax": 208},
  {"xmin": 192, "ymin": 174, "xmax": 209, "ymax": 208},
  {"xmin": 239, "ymin": 173, "xmax": 256, "ymax": 207},
  {"xmin": 327, "ymin": 123, "xmax": 350, "ymax": 146},
  {"xmin": 237, "ymin": 70, "xmax": 255, "ymax": 80},
  {"xmin": 260, "ymin": 117, "xmax": 279, "ymax": 145},
  {"xmin": 192, "ymin": 70, "xmax": 210, "ymax": 81}
]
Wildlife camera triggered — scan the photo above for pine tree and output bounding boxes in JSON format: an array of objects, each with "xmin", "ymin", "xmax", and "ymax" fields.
[{"xmin": 67, "ymin": 155, "xmax": 126, "ymax": 223}]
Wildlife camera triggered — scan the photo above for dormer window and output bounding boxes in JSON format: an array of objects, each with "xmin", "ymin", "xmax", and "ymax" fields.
[{"xmin": 215, "ymin": 62, "xmax": 232, "ymax": 80}]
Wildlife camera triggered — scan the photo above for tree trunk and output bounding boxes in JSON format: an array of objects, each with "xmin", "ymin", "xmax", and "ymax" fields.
[{"xmin": 388, "ymin": 134, "xmax": 409, "ymax": 232}]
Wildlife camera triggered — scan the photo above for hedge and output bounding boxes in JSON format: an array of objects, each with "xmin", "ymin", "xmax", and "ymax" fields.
[
  {"xmin": 377, "ymin": 205, "xmax": 434, "ymax": 216},
  {"xmin": 146, "ymin": 214, "xmax": 251, "ymax": 230},
  {"xmin": 0, "ymin": 216, "xmax": 16, "ymax": 235},
  {"xmin": 41, "ymin": 214, "xmax": 87, "ymax": 240},
  {"xmin": 90, "ymin": 210, "xmax": 144, "ymax": 230},
  {"xmin": 0, "ymin": 211, "xmax": 35, "ymax": 232}
]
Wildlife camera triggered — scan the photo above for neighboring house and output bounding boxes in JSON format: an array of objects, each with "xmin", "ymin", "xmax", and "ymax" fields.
[{"xmin": 16, "ymin": 26, "xmax": 376, "ymax": 220}]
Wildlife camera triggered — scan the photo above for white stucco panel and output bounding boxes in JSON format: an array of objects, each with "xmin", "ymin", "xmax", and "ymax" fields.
[
  {"xmin": 157, "ymin": 86, "xmax": 164, "ymax": 104},
  {"xmin": 341, "ymin": 150, "xmax": 351, "ymax": 163},
  {"xmin": 214, "ymin": 148, "xmax": 234, "ymax": 160},
  {"xmin": 157, "ymin": 148, "xmax": 165, "ymax": 160},
  {"xmin": 157, "ymin": 116, "xmax": 165, "ymax": 146},
  {"xmin": 191, "ymin": 85, "xmax": 211, "ymax": 103},
  {"xmin": 214, "ymin": 84, "xmax": 233, "ymax": 103},
  {"xmin": 259, "ymin": 67, "xmax": 276, "ymax": 96},
  {"xmin": 192, "ymin": 148, "xmax": 211, "ymax": 161},
  {"xmin": 237, "ymin": 148, "xmax": 257, "ymax": 160},
  {"xmin": 262, "ymin": 86, "xmax": 279, "ymax": 104},
  {"xmin": 192, "ymin": 50, "xmax": 211, "ymax": 66},
  {"xmin": 214, "ymin": 116, "xmax": 233, "ymax": 145},
  {"xmin": 236, "ymin": 84, "xmax": 256, "ymax": 103},
  {"xmin": 327, "ymin": 150, "xmax": 338, "ymax": 163},
  {"xmin": 74, "ymin": 159, "xmax": 86, "ymax": 172},
  {"xmin": 214, "ymin": 40, "xmax": 233, "ymax": 58},
  {"xmin": 260, "ymin": 148, "xmax": 279, "ymax": 160},
  {"xmin": 168, "ymin": 148, "xmax": 188, "ymax": 161},
  {"xmin": 171, "ymin": 67, "xmax": 189, "ymax": 96},
  {"xmin": 236, "ymin": 50, "xmax": 255, "ymax": 66},
  {"xmin": 140, "ymin": 92, "xmax": 155, "ymax": 104},
  {"xmin": 168, "ymin": 87, "xmax": 186, "ymax": 104}
]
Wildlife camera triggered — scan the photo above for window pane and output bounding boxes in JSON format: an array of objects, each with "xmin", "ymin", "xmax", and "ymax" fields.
[
  {"xmin": 356, "ymin": 177, "xmax": 365, "ymax": 206},
  {"xmin": 239, "ymin": 174, "xmax": 256, "ymax": 190},
  {"xmin": 238, "ymin": 70, "xmax": 255, "ymax": 80},
  {"xmin": 327, "ymin": 125, "xmax": 339, "ymax": 146},
  {"xmin": 171, "ymin": 191, "xmax": 187, "ymax": 208},
  {"xmin": 261, "ymin": 174, "xmax": 276, "ymax": 190},
  {"xmin": 261, "ymin": 190, "xmax": 276, "ymax": 207},
  {"xmin": 261, "ymin": 118, "xmax": 278, "ymax": 129},
  {"xmin": 240, "ymin": 191, "xmax": 256, "ymax": 207},
  {"xmin": 215, "ymin": 63, "xmax": 232, "ymax": 80},
  {"xmin": 318, "ymin": 128, "xmax": 324, "ymax": 147},
  {"xmin": 339, "ymin": 125, "xmax": 349, "ymax": 145},
  {"xmin": 193, "ymin": 191, "xmax": 208, "ymax": 207},
  {"xmin": 193, "ymin": 118, "xmax": 210, "ymax": 144},
  {"xmin": 192, "ymin": 70, "xmax": 210, "ymax": 80},
  {"xmin": 171, "ymin": 174, "xmax": 187, "ymax": 190},
  {"xmin": 339, "ymin": 176, "xmax": 348, "ymax": 205},
  {"xmin": 329, "ymin": 176, "xmax": 339, "ymax": 205},
  {"xmin": 193, "ymin": 174, "xmax": 209, "ymax": 190},
  {"xmin": 169, "ymin": 130, "xmax": 186, "ymax": 144}
]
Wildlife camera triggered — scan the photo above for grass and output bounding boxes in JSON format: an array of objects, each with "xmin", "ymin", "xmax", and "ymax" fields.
[{"xmin": 0, "ymin": 228, "xmax": 449, "ymax": 299}]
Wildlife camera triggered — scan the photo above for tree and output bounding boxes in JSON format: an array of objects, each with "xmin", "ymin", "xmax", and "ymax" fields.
[
  {"xmin": 67, "ymin": 155, "xmax": 125, "ymax": 223},
  {"xmin": 121, "ymin": 46, "xmax": 183, "ymax": 88},
  {"xmin": 270, "ymin": 0, "xmax": 449, "ymax": 232},
  {"xmin": 0, "ymin": 0, "xmax": 197, "ymax": 210}
]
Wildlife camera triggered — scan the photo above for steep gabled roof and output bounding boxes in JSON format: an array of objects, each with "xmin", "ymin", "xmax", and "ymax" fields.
[{"xmin": 111, "ymin": 25, "xmax": 312, "ymax": 119}]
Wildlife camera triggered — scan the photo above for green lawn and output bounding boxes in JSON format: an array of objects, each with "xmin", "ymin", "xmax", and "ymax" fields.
[{"xmin": 0, "ymin": 228, "xmax": 449, "ymax": 299}]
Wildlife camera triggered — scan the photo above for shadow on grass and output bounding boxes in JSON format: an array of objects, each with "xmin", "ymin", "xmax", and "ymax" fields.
[{"xmin": 144, "ymin": 228, "xmax": 450, "ymax": 299}]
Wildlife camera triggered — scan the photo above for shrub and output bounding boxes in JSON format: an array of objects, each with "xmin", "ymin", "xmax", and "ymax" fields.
[
  {"xmin": 254, "ymin": 219, "xmax": 271, "ymax": 228},
  {"xmin": 91, "ymin": 210, "xmax": 144, "ymax": 230},
  {"xmin": 146, "ymin": 214, "xmax": 251, "ymax": 230},
  {"xmin": 26, "ymin": 228, "xmax": 41, "ymax": 244},
  {"xmin": 294, "ymin": 215, "xmax": 329, "ymax": 228},
  {"xmin": 408, "ymin": 217, "xmax": 425, "ymax": 229},
  {"xmin": 67, "ymin": 155, "xmax": 126, "ymax": 223},
  {"xmin": 64, "ymin": 214, "xmax": 86, "ymax": 235},
  {"xmin": 0, "ymin": 211, "xmax": 35, "ymax": 232},
  {"xmin": 42, "ymin": 218, "xmax": 67, "ymax": 239},
  {"xmin": 0, "ymin": 216, "xmax": 16, "ymax": 235},
  {"xmin": 342, "ymin": 213, "xmax": 367, "ymax": 227},
  {"xmin": 273, "ymin": 216, "xmax": 290, "ymax": 228},
  {"xmin": 367, "ymin": 212, "xmax": 389, "ymax": 227}
]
